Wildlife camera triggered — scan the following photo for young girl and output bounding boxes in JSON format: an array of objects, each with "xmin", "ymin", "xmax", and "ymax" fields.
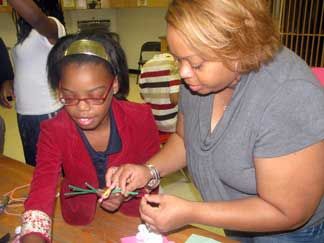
[{"xmin": 19, "ymin": 33, "xmax": 160, "ymax": 242}]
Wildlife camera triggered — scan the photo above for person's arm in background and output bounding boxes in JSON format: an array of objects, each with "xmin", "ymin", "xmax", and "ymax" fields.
[
  {"xmin": 169, "ymin": 78, "xmax": 180, "ymax": 105},
  {"xmin": 0, "ymin": 38, "xmax": 14, "ymax": 109},
  {"xmin": 169, "ymin": 93, "xmax": 178, "ymax": 105},
  {"xmin": 8, "ymin": 0, "xmax": 59, "ymax": 44}
]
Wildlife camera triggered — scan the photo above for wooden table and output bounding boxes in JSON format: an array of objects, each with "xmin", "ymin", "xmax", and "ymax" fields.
[{"xmin": 0, "ymin": 155, "xmax": 237, "ymax": 243}]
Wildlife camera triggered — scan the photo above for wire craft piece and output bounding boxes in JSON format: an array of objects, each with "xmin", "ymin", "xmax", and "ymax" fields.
[
  {"xmin": 64, "ymin": 182, "xmax": 139, "ymax": 198},
  {"xmin": 0, "ymin": 182, "xmax": 139, "ymax": 217},
  {"xmin": 1, "ymin": 184, "xmax": 30, "ymax": 217}
]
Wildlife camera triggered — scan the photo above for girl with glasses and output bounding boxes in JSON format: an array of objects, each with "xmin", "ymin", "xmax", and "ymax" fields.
[{"xmin": 18, "ymin": 33, "xmax": 160, "ymax": 242}]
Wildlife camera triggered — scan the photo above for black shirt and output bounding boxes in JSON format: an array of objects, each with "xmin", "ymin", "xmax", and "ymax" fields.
[{"xmin": 0, "ymin": 38, "xmax": 14, "ymax": 84}]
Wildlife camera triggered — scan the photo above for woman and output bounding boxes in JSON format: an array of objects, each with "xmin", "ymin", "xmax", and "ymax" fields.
[
  {"xmin": 105, "ymin": 0, "xmax": 324, "ymax": 242},
  {"xmin": 6, "ymin": 0, "xmax": 65, "ymax": 166}
]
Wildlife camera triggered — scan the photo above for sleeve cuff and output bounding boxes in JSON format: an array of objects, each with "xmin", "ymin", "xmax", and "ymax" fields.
[{"xmin": 21, "ymin": 210, "xmax": 52, "ymax": 242}]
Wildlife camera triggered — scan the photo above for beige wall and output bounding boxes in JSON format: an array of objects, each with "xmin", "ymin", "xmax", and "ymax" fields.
[
  {"xmin": 0, "ymin": 7, "xmax": 167, "ymax": 69},
  {"xmin": 116, "ymin": 8, "xmax": 167, "ymax": 69},
  {"xmin": 0, "ymin": 12, "xmax": 16, "ymax": 47}
]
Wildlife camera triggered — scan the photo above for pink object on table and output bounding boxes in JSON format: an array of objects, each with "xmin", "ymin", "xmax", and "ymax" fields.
[
  {"xmin": 311, "ymin": 67, "xmax": 324, "ymax": 86},
  {"xmin": 121, "ymin": 236, "xmax": 172, "ymax": 243}
]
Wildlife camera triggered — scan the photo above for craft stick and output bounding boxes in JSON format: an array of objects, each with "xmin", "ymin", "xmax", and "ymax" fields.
[
  {"xmin": 66, "ymin": 183, "xmax": 139, "ymax": 201},
  {"xmin": 72, "ymin": 188, "xmax": 96, "ymax": 193},
  {"xmin": 112, "ymin": 188, "xmax": 139, "ymax": 196},
  {"xmin": 127, "ymin": 191, "xmax": 139, "ymax": 196},
  {"xmin": 64, "ymin": 191, "xmax": 94, "ymax": 196},
  {"xmin": 69, "ymin": 185, "xmax": 96, "ymax": 192},
  {"xmin": 68, "ymin": 185, "xmax": 96, "ymax": 193},
  {"xmin": 85, "ymin": 182, "xmax": 98, "ymax": 192},
  {"xmin": 68, "ymin": 185, "xmax": 86, "ymax": 191}
]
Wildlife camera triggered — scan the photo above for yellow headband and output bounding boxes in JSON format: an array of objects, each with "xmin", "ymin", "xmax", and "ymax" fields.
[{"xmin": 64, "ymin": 39, "xmax": 110, "ymax": 62}]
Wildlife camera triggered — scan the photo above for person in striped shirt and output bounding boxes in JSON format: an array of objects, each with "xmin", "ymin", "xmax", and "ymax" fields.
[{"xmin": 139, "ymin": 53, "xmax": 181, "ymax": 138}]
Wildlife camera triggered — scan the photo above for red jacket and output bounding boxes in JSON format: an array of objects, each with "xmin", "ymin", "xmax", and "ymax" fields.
[{"xmin": 25, "ymin": 98, "xmax": 160, "ymax": 225}]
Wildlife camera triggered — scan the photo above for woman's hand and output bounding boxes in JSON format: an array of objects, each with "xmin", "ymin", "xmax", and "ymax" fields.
[
  {"xmin": 139, "ymin": 194, "xmax": 192, "ymax": 233},
  {"xmin": 98, "ymin": 191, "xmax": 125, "ymax": 212},
  {"xmin": 0, "ymin": 80, "xmax": 14, "ymax": 108},
  {"xmin": 105, "ymin": 164, "xmax": 152, "ymax": 196}
]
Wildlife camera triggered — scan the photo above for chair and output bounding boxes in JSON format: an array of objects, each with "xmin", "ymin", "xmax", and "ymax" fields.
[{"xmin": 137, "ymin": 41, "xmax": 161, "ymax": 83}]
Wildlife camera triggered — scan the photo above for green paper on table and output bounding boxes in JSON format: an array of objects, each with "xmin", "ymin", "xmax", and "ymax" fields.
[{"xmin": 185, "ymin": 234, "xmax": 221, "ymax": 243}]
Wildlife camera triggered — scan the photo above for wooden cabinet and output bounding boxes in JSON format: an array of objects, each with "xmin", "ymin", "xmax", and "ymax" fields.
[{"xmin": 110, "ymin": 0, "xmax": 170, "ymax": 8}]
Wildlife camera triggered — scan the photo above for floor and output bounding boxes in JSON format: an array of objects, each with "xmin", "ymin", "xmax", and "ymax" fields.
[{"xmin": 0, "ymin": 74, "xmax": 224, "ymax": 236}]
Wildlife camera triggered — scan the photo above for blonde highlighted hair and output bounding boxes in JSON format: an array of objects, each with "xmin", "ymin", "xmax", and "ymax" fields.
[{"xmin": 166, "ymin": 0, "xmax": 281, "ymax": 72}]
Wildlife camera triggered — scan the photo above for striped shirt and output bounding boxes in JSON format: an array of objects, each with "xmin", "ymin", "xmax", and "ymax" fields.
[{"xmin": 139, "ymin": 53, "xmax": 181, "ymax": 133}]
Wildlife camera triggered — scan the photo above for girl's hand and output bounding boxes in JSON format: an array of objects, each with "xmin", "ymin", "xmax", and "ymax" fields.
[
  {"xmin": 139, "ymin": 194, "xmax": 192, "ymax": 233},
  {"xmin": 105, "ymin": 164, "xmax": 152, "ymax": 196},
  {"xmin": 98, "ymin": 192, "xmax": 125, "ymax": 212}
]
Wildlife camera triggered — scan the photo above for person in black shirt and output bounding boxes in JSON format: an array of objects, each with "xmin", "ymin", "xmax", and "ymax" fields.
[
  {"xmin": 0, "ymin": 37, "xmax": 14, "ymax": 108},
  {"xmin": 0, "ymin": 37, "xmax": 14, "ymax": 153}
]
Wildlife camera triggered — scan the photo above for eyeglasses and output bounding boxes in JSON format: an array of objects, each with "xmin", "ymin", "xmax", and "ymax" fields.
[{"xmin": 59, "ymin": 80, "xmax": 114, "ymax": 106}]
